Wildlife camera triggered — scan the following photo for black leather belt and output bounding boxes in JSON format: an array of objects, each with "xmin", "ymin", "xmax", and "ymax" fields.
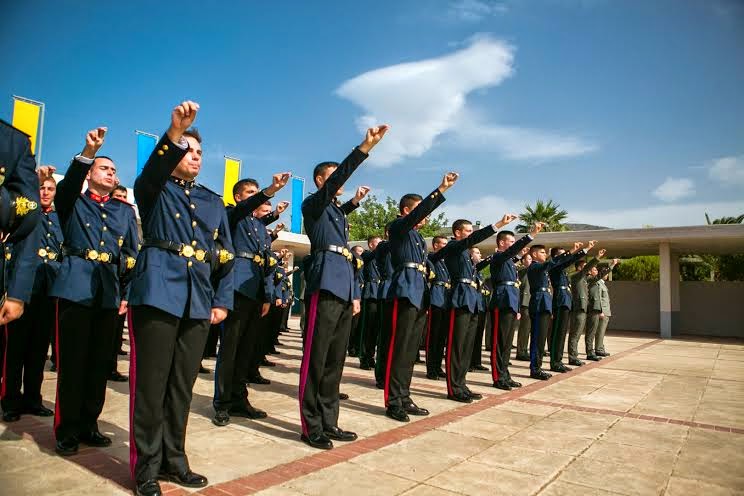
[
  {"xmin": 536, "ymin": 287, "xmax": 551, "ymax": 293},
  {"xmin": 143, "ymin": 238, "xmax": 211, "ymax": 262},
  {"xmin": 433, "ymin": 280, "xmax": 451, "ymax": 289},
  {"xmin": 496, "ymin": 281, "xmax": 518, "ymax": 287},
  {"xmin": 557, "ymin": 285, "xmax": 571, "ymax": 291},
  {"xmin": 398, "ymin": 262, "xmax": 427, "ymax": 273},
  {"xmin": 236, "ymin": 251, "xmax": 264, "ymax": 266},
  {"xmin": 63, "ymin": 247, "xmax": 117, "ymax": 264},
  {"xmin": 455, "ymin": 278, "xmax": 478, "ymax": 289},
  {"xmin": 314, "ymin": 244, "xmax": 353, "ymax": 262}
]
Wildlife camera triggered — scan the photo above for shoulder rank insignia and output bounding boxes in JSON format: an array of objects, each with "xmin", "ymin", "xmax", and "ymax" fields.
[
  {"xmin": 126, "ymin": 257, "xmax": 136, "ymax": 270},
  {"xmin": 14, "ymin": 196, "xmax": 38, "ymax": 216},
  {"xmin": 269, "ymin": 256, "xmax": 277, "ymax": 267},
  {"xmin": 355, "ymin": 258, "xmax": 363, "ymax": 270}
]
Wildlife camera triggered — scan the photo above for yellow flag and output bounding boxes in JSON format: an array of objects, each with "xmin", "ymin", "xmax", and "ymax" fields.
[
  {"xmin": 223, "ymin": 157, "xmax": 241, "ymax": 206},
  {"xmin": 12, "ymin": 97, "xmax": 43, "ymax": 154}
]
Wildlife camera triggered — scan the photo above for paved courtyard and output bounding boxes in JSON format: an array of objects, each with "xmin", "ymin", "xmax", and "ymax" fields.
[{"xmin": 1, "ymin": 319, "xmax": 743, "ymax": 495}]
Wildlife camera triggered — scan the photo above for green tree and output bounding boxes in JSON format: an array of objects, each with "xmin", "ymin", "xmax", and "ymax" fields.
[
  {"xmin": 346, "ymin": 195, "xmax": 448, "ymax": 241},
  {"xmin": 613, "ymin": 256, "xmax": 660, "ymax": 281},
  {"xmin": 703, "ymin": 212, "xmax": 744, "ymax": 281},
  {"xmin": 516, "ymin": 199, "xmax": 568, "ymax": 233}
]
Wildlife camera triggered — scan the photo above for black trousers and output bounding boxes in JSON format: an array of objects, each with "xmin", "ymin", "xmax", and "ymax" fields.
[
  {"xmin": 299, "ymin": 291, "xmax": 352, "ymax": 437},
  {"xmin": 55, "ymin": 299, "xmax": 118, "ymax": 442},
  {"xmin": 470, "ymin": 311, "xmax": 486, "ymax": 367},
  {"xmin": 359, "ymin": 298, "xmax": 380, "ymax": 366},
  {"xmin": 529, "ymin": 311, "xmax": 552, "ymax": 373},
  {"xmin": 489, "ymin": 308, "xmax": 516, "ymax": 384},
  {"xmin": 375, "ymin": 299, "xmax": 392, "ymax": 385},
  {"xmin": 348, "ymin": 312, "xmax": 361, "ymax": 354},
  {"xmin": 445, "ymin": 308, "xmax": 478, "ymax": 397},
  {"xmin": 280, "ymin": 304, "xmax": 291, "ymax": 330},
  {"xmin": 1, "ymin": 293, "xmax": 55, "ymax": 413},
  {"xmin": 110, "ymin": 313, "xmax": 126, "ymax": 374},
  {"xmin": 214, "ymin": 293, "xmax": 262, "ymax": 412},
  {"xmin": 383, "ymin": 298, "xmax": 427, "ymax": 409},
  {"xmin": 203, "ymin": 323, "xmax": 220, "ymax": 359},
  {"xmin": 129, "ymin": 305, "xmax": 210, "ymax": 483},
  {"xmin": 425, "ymin": 306, "xmax": 448, "ymax": 375},
  {"xmin": 550, "ymin": 306, "xmax": 571, "ymax": 369}
]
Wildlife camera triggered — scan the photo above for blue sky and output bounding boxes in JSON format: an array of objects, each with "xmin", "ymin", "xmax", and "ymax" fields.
[{"xmin": 2, "ymin": 0, "xmax": 743, "ymax": 228}]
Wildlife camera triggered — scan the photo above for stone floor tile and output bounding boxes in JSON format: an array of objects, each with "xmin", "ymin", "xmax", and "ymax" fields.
[
  {"xmin": 284, "ymin": 462, "xmax": 416, "ymax": 496},
  {"xmin": 425, "ymin": 460, "xmax": 546, "ymax": 496},
  {"xmin": 558, "ymin": 458, "xmax": 669, "ymax": 495}
]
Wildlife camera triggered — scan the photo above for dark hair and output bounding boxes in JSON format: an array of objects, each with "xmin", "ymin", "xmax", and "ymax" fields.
[
  {"xmin": 183, "ymin": 127, "xmax": 202, "ymax": 144},
  {"xmin": 496, "ymin": 230, "xmax": 515, "ymax": 243},
  {"xmin": 530, "ymin": 244, "xmax": 546, "ymax": 253},
  {"xmin": 41, "ymin": 175, "xmax": 57, "ymax": 185},
  {"xmin": 233, "ymin": 178, "xmax": 259, "ymax": 197},
  {"xmin": 575, "ymin": 260, "xmax": 586, "ymax": 270},
  {"xmin": 550, "ymin": 247, "xmax": 564, "ymax": 258},
  {"xmin": 399, "ymin": 193, "xmax": 423, "ymax": 213},
  {"xmin": 432, "ymin": 235, "xmax": 447, "ymax": 246},
  {"xmin": 94, "ymin": 155, "xmax": 115, "ymax": 163},
  {"xmin": 452, "ymin": 219, "xmax": 472, "ymax": 234},
  {"xmin": 113, "ymin": 185, "xmax": 127, "ymax": 195},
  {"xmin": 312, "ymin": 161, "xmax": 338, "ymax": 186},
  {"xmin": 367, "ymin": 235, "xmax": 381, "ymax": 243}
]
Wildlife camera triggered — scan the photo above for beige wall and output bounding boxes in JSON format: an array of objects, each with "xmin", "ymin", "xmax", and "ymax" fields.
[{"xmin": 607, "ymin": 281, "xmax": 744, "ymax": 338}]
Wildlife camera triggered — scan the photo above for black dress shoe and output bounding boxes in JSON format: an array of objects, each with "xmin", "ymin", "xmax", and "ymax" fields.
[
  {"xmin": 55, "ymin": 439, "xmax": 79, "ymax": 456},
  {"xmin": 467, "ymin": 390, "xmax": 483, "ymax": 400},
  {"xmin": 199, "ymin": 365, "xmax": 211, "ymax": 374},
  {"xmin": 212, "ymin": 410, "xmax": 230, "ymax": 426},
  {"xmin": 550, "ymin": 364, "xmax": 572, "ymax": 373},
  {"xmin": 323, "ymin": 426, "xmax": 358, "ymax": 441},
  {"xmin": 596, "ymin": 350, "xmax": 610, "ymax": 357},
  {"xmin": 404, "ymin": 403, "xmax": 430, "ymax": 416},
  {"xmin": 268, "ymin": 349, "xmax": 281, "ymax": 355},
  {"xmin": 425, "ymin": 372, "xmax": 440, "ymax": 380},
  {"xmin": 438, "ymin": 369, "xmax": 447, "ymax": 378},
  {"xmin": 2, "ymin": 411, "xmax": 21, "ymax": 422},
  {"xmin": 530, "ymin": 370, "xmax": 552, "ymax": 380},
  {"xmin": 385, "ymin": 407, "xmax": 410, "ymax": 422},
  {"xmin": 248, "ymin": 375, "xmax": 271, "ymax": 385},
  {"xmin": 493, "ymin": 380, "xmax": 511, "ymax": 391},
  {"xmin": 261, "ymin": 359, "xmax": 276, "ymax": 367},
  {"xmin": 24, "ymin": 405, "xmax": 53, "ymax": 417},
  {"xmin": 159, "ymin": 470, "xmax": 208, "ymax": 488},
  {"xmin": 507, "ymin": 380, "xmax": 522, "ymax": 388},
  {"xmin": 348, "ymin": 349, "xmax": 359, "ymax": 358},
  {"xmin": 301, "ymin": 432, "xmax": 333, "ymax": 450},
  {"xmin": 470, "ymin": 364, "xmax": 488, "ymax": 371},
  {"xmin": 586, "ymin": 354, "xmax": 602, "ymax": 361},
  {"xmin": 135, "ymin": 479, "xmax": 161, "ymax": 496},
  {"xmin": 515, "ymin": 354, "xmax": 530, "ymax": 361},
  {"xmin": 109, "ymin": 371, "xmax": 128, "ymax": 382},
  {"xmin": 339, "ymin": 393, "xmax": 349, "ymax": 400},
  {"xmin": 117, "ymin": 349, "xmax": 128, "ymax": 356},
  {"xmin": 375, "ymin": 381, "xmax": 384, "ymax": 390},
  {"xmin": 447, "ymin": 394, "xmax": 473, "ymax": 404},
  {"xmin": 229, "ymin": 404, "xmax": 267, "ymax": 419},
  {"xmin": 568, "ymin": 358, "xmax": 584, "ymax": 367},
  {"xmin": 79, "ymin": 430, "xmax": 112, "ymax": 447}
]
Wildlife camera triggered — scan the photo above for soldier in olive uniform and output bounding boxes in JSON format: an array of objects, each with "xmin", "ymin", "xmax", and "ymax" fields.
[
  {"xmin": 586, "ymin": 259, "xmax": 619, "ymax": 359},
  {"xmin": 567, "ymin": 249, "xmax": 604, "ymax": 366}
]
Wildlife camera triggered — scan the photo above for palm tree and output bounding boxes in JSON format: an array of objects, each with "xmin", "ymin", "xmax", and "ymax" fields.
[
  {"xmin": 516, "ymin": 199, "xmax": 568, "ymax": 233},
  {"xmin": 705, "ymin": 213, "xmax": 744, "ymax": 225}
]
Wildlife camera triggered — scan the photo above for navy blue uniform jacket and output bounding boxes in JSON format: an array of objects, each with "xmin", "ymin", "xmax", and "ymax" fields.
[
  {"xmin": 527, "ymin": 249, "xmax": 586, "ymax": 315},
  {"xmin": 488, "ymin": 234, "xmax": 534, "ymax": 313}
]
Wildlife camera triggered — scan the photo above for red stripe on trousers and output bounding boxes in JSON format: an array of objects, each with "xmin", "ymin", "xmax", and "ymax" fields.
[
  {"xmin": 383, "ymin": 299, "xmax": 399, "ymax": 408},
  {"xmin": 445, "ymin": 308, "xmax": 456, "ymax": 396},
  {"xmin": 490, "ymin": 309, "xmax": 500, "ymax": 383},
  {"xmin": 424, "ymin": 308, "xmax": 432, "ymax": 363}
]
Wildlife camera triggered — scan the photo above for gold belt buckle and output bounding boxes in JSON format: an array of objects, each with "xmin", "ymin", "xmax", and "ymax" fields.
[
  {"xmin": 99, "ymin": 252, "xmax": 111, "ymax": 263},
  {"xmin": 219, "ymin": 249, "xmax": 234, "ymax": 264},
  {"xmin": 180, "ymin": 245, "xmax": 195, "ymax": 258},
  {"xmin": 195, "ymin": 249, "xmax": 206, "ymax": 262},
  {"xmin": 48, "ymin": 251, "xmax": 58, "ymax": 260},
  {"xmin": 38, "ymin": 248, "xmax": 48, "ymax": 258},
  {"xmin": 341, "ymin": 247, "xmax": 352, "ymax": 262},
  {"xmin": 87, "ymin": 250, "xmax": 100, "ymax": 261},
  {"xmin": 253, "ymin": 254, "xmax": 263, "ymax": 265}
]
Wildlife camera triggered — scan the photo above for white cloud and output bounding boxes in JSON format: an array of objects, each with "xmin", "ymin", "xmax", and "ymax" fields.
[
  {"xmin": 652, "ymin": 177, "xmax": 696, "ymax": 202},
  {"xmin": 442, "ymin": 196, "xmax": 744, "ymax": 230},
  {"xmin": 709, "ymin": 155, "xmax": 744, "ymax": 187},
  {"xmin": 336, "ymin": 36, "xmax": 596, "ymax": 167},
  {"xmin": 448, "ymin": 0, "xmax": 508, "ymax": 21}
]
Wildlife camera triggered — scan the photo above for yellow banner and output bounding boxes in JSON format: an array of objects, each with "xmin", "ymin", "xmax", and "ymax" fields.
[
  {"xmin": 12, "ymin": 98, "xmax": 42, "ymax": 154},
  {"xmin": 223, "ymin": 157, "xmax": 241, "ymax": 206}
]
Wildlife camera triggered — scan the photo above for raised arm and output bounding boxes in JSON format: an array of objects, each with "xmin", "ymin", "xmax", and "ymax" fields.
[
  {"xmin": 301, "ymin": 126, "xmax": 388, "ymax": 219},
  {"xmin": 389, "ymin": 172, "xmax": 457, "ymax": 237},
  {"xmin": 56, "ymin": 127, "xmax": 107, "ymax": 224},
  {"xmin": 230, "ymin": 174, "xmax": 291, "ymax": 228}
]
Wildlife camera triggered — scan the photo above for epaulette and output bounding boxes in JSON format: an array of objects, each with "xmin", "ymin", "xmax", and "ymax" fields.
[
  {"xmin": 112, "ymin": 197, "xmax": 134, "ymax": 207},
  {"xmin": 198, "ymin": 183, "xmax": 223, "ymax": 198}
]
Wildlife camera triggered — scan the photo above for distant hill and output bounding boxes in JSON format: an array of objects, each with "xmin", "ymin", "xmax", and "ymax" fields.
[{"xmin": 565, "ymin": 223, "xmax": 610, "ymax": 231}]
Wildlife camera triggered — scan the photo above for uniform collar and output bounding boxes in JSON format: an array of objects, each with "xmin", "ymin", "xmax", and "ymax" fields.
[
  {"xmin": 42, "ymin": 206, "xmax": 54, "ymax": 213},
  {"xmin": 85, "ymin": 190, "xmax": 110, "ymax": 203},
  {"xmin": 170, "ymin": 176, "xmax": 197, "ymax": 189}
]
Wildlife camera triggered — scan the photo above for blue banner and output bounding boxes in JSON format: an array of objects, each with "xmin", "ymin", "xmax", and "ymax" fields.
[
  {"xmin": 291, "ymin": 176, "xmax": 304, "ymax": 233},
  {"xmin": 136, "ymin": 131, "xmax": 158, "ymax": 177}
]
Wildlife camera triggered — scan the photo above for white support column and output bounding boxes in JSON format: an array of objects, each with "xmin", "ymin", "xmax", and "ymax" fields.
[{"xmin": 659, "ymin": 242, "xmax": 680, "ymax": 338}]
